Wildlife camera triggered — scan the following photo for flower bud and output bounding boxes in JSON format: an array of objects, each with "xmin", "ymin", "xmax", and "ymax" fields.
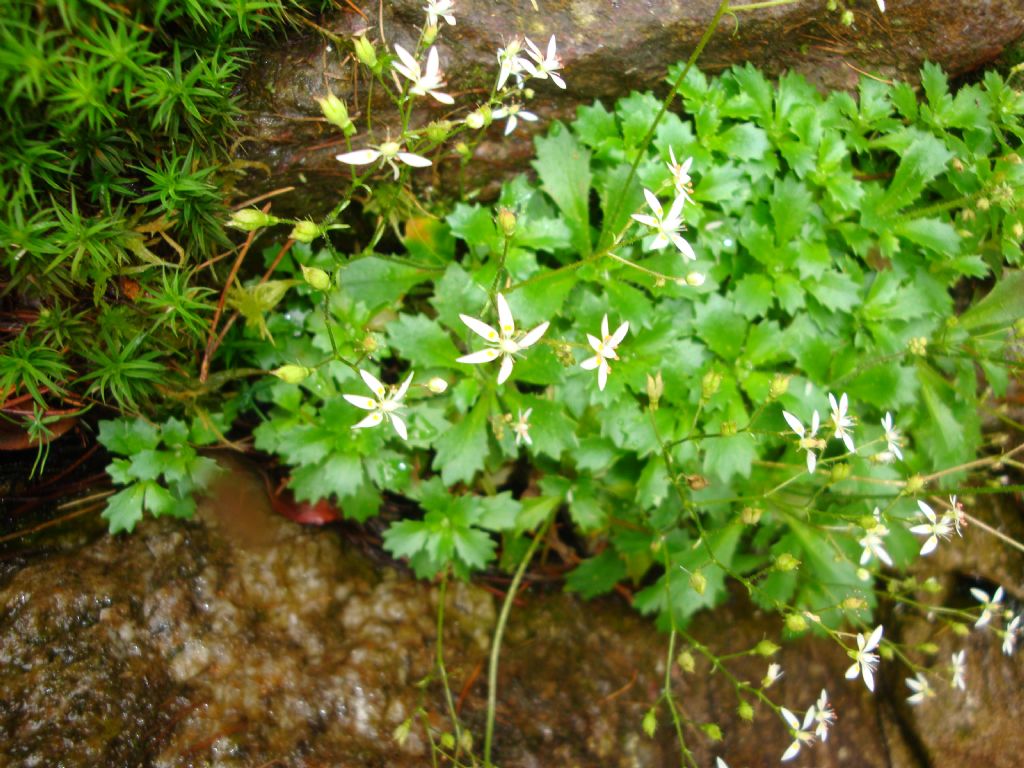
[
  {"xmin": 677, "ymin": 650, "xmax": 696, "ymax": 673},
  {"xmin": 923, "ymin": 576, "xmax": 943, "ymax": 593},
  {"xmin": 685, "ymin": 271, "xmax": 705, "ymax": 287},
  {"xmin": 719, "ymin": 420, "xmax": 737, "ymax": 437},
  {"xmin": 523, "ymin": 87, "xmax": 535, "ymax": 100},
  {"xmin": 497, "ymin": 207, "xmax": 517, "ymax": 238},
  {"xmin": 426, "ymin": 119, "xmax": 452, "ymax": 144},
  {"xmin": 904, "ymin": 474, "xmax": 925, "ymax": 494},
  {"xmin": 689, "ymin": 570, "xmax": 707, "ymax": 595},
  {"xmin": 362, "ymin": 335, "xmax": 379, "ymax": 353},
  {"xmin": 740, "ymin": 506, "xmax": 762, "ymax": 525},
  {"xmin": 701, "ymin": 723, "xmax": 723, "ymax": 742},
  {"xmin": 909, "ymin": 336, "xmax": 928, "ymax": 356},
  {"xmin": 300, "ymin": 264, "xmax": 331, "ymax": 291},
  {"xmin": 951, "ymin": 157, "xmax": 965, "ymax": 172},
  {"xmin": 831, "ymin": 463, "xmax": 851, "ymax": 482},
  {"xmin": 317, "ymin": 93, "xmax": 356, "ymax": 135},
  {"xmin": 422, "ymin": 23, "xmax": 438, "ymax": 46},
  {"xmin": 768, "ymin": 373, "xmax": 790, "ymax": 399},
  {"xmin": 646, "ymin": 372, "xmax": 664, "ymax": 409},
  {"xmin": 841, "ymin": 9, "xmax": 854, "ymax": 25},
  {"xmin": 354, "ymin": 35, "xmax": 378, "ymax": 69},
  {"xmin": 952, "ymin": 622, "xmax": 970, "ymax": 637},
  {"xmin": 271, "ymin": 364, "xmax": 314, "ymax": 383},
  {"xmin": 977, "ymin": 197, "xmax": 991, "ymax": 211},
  {"xmin": 755, "ymin": 639, "xmax": 780, "ymax": 657},
  {"xmin": 440, "ymin": 732, "xmax": 455, "ymax": 750},
  {"xmin": 393, "ymin": 718, "xmax": 413, "ymax": 746},
  {"xmin": 687, "ymin": 474, "xmax": 708, "ymax": 491},
  {"xmin": 738, "ymin": 700, "xmax": 754, "ymax": 722},
  {"xmin": 642, "ymin": 708, "xmax": 657, "ymax": 738},
  {"xmin": 1014, "ymin": 222, "xmax": 1024, "ymax": 240},
  {"xmin": 857, "ymin": 567, "xmax": 871, "ymax": 581},
  {"xmin": 775, "ymin": 552, "xmax": 800, "ymax": 572},
  {"xmin": 786, "ymin": 613, "xmax": 808, "ymax": 633},
  {"xmin": 228, "ymin": 208, "xmax": 276, "ymax": 231},
  {"xmin": 427, "ymin": 376, "xmax": 448, "ymax": 393},
  {"xmin": 918, "ymin": 642, "xmax": 940, "ymax": 655},
  {"xmin": 465, "ymin": 111, "xmax": 486, "ymax": 130},
  {"xmin": 455, "ymin": 141, "xmax": 472, "ymax": 159},
  {"xmin": 291, "ymin": 220, "xmax": 322, "ymax": 244},
  {"xmin": 701, "ymin": 370, "xmax": 722, "ymax": 400}
]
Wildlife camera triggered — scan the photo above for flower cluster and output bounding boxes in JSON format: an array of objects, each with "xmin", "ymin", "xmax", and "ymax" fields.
[
  {"xmin": 781, "ymin": 391, "xmax": 889, "ymax": 474},
  {"xmin": 780, "ymin": 689, "xmax": 834, "ymax": 761}
]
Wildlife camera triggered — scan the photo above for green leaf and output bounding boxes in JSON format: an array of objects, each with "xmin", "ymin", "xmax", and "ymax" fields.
[
  {"xmin": 806, "ymin": 271, "xmax": 860, "ymax": 313},
  {"xmin": 102, "ymin": 483, "xmax": 147, "ymax": 534},
  {"xmin": 98, "ymin": 418, "xmax": 161, "ymax": 455},
  {"xmin": 958, "ymin": 271, "xmax": 1024, "ymax": 331},
  {"xmin": 702, "ymin": 433, "xmax": 756, "ymax": 484},
  {"xmin": 695, "ymin": 295, "xmax": 746, "ymax": 360},
  {"xmin": 533, "ymin": 124, "xmax": 592, "ymax": 255},
  {"xmin": 565, "ymin": 550, "xmax": 628, "ymax": 599},
  {"xmin": 878, "ymin": 133, "xmax": 952, "ymax": 213},
  {"xmin": 339, "ymin": 256, "xmax": 433, "ymax": 309},
  {"xmin": 713, "ymin": 123, "xmax": 769, "ymax": 161},
  {"xmin": 732, "ymin": 274, "xmax": 774, "ymax": 319},
  {"xmin": 895, "ymin": 218, "xmax": 961, "ymax": 256},
  {"xmin": 386, "ymin": 314, "xmax": 461, "ymax": 369},
  {"xmin": 432, "ymin": 396, "xmax": 491, "ymax": 485}
]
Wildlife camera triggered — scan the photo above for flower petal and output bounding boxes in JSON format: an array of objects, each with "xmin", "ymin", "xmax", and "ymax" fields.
[
  {"xmin": 460, "ymin": 314, "xmax": 500, "ymax": 342},
  {"xmin": 782, "ymin": 411, "xmax": 805, "ymax": 436},
  {"xmin": 518, "ymin": 320, "xmax": 549, "ymax": 348},
  {"xmin": 336, "ymin": 149, "xmax": 382, "ymax": 165},
  {"xmin": 395, "ymin": 370, "xmax": 415, "ymax": 401},
  {"xmin": 598, "ymin": 360, "xmax": 609, "ymax": 391},
  {"xmin": 457, "ymin": 348, "xmax": 501, "ymax": 364},
  {"xmin": 496, "ymin": 293, "xmax": 515, "ymax": 335},
  {"xmin": 352, "ymin": 411, "xmax": 384, "ymax": 429},
  {"xmin": 497, "ymin": 354, "xmax": 515, "ymax": 384},
  {"xmin": 397, "ymin": 152, "xmax": 432, "ymax": 168},
  {"xmin": 609, "ymin": 321, "xmax": 629, "ymax": 347},
  {"xmin": 343, "ymin": 394, "xmax": 378, "ymax": 410},
  {"xmin": 359, "ymin": 369, "xmax": 387, "ymax": 397},
  {"xmin": 390, "ymin": 413, "xmax": 408, "ymax": 440},
  {"xmin": 580, "ymin": 355, "xmax": 601, "ymax": 370}
]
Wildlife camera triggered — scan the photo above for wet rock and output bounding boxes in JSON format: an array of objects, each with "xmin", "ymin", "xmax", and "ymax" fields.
[
  {"xmin": 0, "ymin": 461, "xmax": 1020, "ymax": 766},
  {"xmin": 236, "ymin": 0, "xmax": 1024, "ymax": 214}
]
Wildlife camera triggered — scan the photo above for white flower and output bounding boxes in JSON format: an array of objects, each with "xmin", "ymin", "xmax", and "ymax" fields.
[
  {"xmin": 343, "ymin": 369, "xmax": 414, "ymax": 439},
  {"xmin": 762, "ymin": 662, "xmax": 783, "ymax": 688},
  {"xmin": 944, "ymin": 494, "xmax": 967, "ymax": 537},
  {"xmin": 880, "ymin": 412, "xmax": 903, "ymax": 461},
  {"xmin": 782, "ymin": 409, "xmax": 824, "ymax": 473},
  {"xmin": 336, "ymin": 140, "xmax": 431, "ymax": 180},
  {"xmin": 812, "ymin": 689, "xmax": 835, "ymax": 741},
  {"xmin": 580, "ymin": 314, "xmax": 629, "ymax": 391},
  {"xmin": 513, "ymin": 408, "xmax": 533, "ymax": 446},
  {"xmin": 905, "ymin": 672, "xmax": 935, "ymax": 705},
  {"xmin": 424, "ymin": 0, "xmax": 455, "ymax": 27},
  {"xmin": 456, "ymin": 293, "xmax": 549, "ymax": 385},
  {"xmin": 666, "ymin": 147, "xmax": 694, "ymax": 203},
  {"xmin": 858, "ymin": 510, "xmax": 893, "ymax": 567},
  {"xmin": 491, "ymin": 102, "xmax": 538, "ymax": 135},
  {"xmin": 631, "ymin": 189, "xmax": 696, "ymax": 259},
  {"xmin": 1003, "ymin": 614, "xmax": 1021, "ymax": 656},
  {"xmin": 910, "ymin": 500, "xmax": 953, "ymax": 556},
  {"xmin": 522, "ymin": 34, "xmax": 566, "ymax": 89},
  {"xmin": 844, "ymin": 624, "xmax": 883, "ymax": 692},
  {"xmin": 780, "ymin": 706, "xmax": 815, "ymax": 762},
  {"xmin": 828, "ymin": 392, "xmax": 856, "ymax": 452},
  {"xmin": 496, "ymin": 37, "xmax": 531, "ymax": 90},
  {"xmin": 950, "ymin": 650, "xmax": 966, "ymax": 691},
  {"xmin": 391, "ymin": 44, "xmax": 454, "ymax": 104},
  {"xmin": 970, "ymin": 586, "xmax": 1004, "ymax": 628}
]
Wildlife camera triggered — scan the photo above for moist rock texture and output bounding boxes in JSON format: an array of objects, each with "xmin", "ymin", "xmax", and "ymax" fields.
[
  {"xmin": 237, "ymin": 0, "xmax": 1024, "ymax": 211},
  {"xmin": 1, "ymin": 462, "xmax": 1021, "ymax": 766}
]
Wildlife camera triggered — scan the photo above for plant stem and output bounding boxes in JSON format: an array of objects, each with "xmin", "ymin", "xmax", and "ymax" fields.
[
  {"xmin": 483, "ymin": 516, "xmax": 553, "ymax": 767},
  {"xmin": 435, "ymin": 572, "xmax": 466, "ymax": 760}
]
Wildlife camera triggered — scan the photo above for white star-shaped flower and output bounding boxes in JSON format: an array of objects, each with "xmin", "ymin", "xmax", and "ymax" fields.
[
  {"xmin": 944, "ymin": 494, "xmax": 967, "ymax": 537},
  {"xmin": 666, "ymin": 147, "xmax": 695, "ymax": 203},
  {"xmin": 858, "ymin": 507, "xmax": 893, "ymax": 567},
  {"xmin": 580, "ymin": 314, "xmax": 628, "ymax": 391},
  {"xmin": 496, "ymin": 37, "xmax": 531, "ymax": 90},
  {"xmin": 337, "ymin": 140, "xmax": 431, "ymax": 180},
  {"xmin": 828, "ymin": 392, "xmax": 856, "ymax": 451},
  {"xmin": 782, "ymin": 409, "xmax": 824, "ymax": 473},
  {"xmin": 905, "ymin": 672, "xmax": 935, "ymax": 705},
  {"xmin": 879, "ymin": 411, "xmax": 903, "ymax": 461},
  {"xmin": 950, "ymin": 650, "xmax": 966, "ymax": 691},
  {"xmin": 631, "ymin": 189, "xmax": 696, "ymax": 259},
  {"xmin": 1003, "ymin": 614, "xmax": 1021, "ymax": 656},
  {"xmin": 522, "ymin": 34, "xmax": 566, "ymax": 89},
  {"xmin": 812, "ymin": 689, "xmax": 835, "ymax": 741},
  {"xmin": 513, "ymin": 408, "xmax": 533, "ymax": 447},
  {"xmin": 910, "ymin": 500, "xmax": 953, "ymax": 556},
  {"xmin": 970, "ymin": 586, "xmax": 1004, "ymax": 628},
  {"xmin": 492, "ymin": 102, "xmax": 538, "ymax": 135},
  {"xmin": 391, "ymin": 44, "xmax": 454, "ymax": 104},
  {"xmin": 844, "ymin": 624, "xmax": 883, "ymax": 692},
  {"xmin": 456, "ymin": 293, "xmax": 549, "ymax": 385},
  {"xmin": 424, "ymin": 0, "xmax": 455, "ymax": 27},
  {"xmin": 780, "ymin": 706, "xmax": 815, "ymax": 762},
  {"xmin": 343, "ymin": 369, "xmax": 414, "ymax": 439}
]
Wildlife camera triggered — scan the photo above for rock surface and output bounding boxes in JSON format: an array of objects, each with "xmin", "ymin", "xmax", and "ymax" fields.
[
  {"xmin": 237, "ymin": 0, "xmax": 1024, "ymax": 212},
  {"xmin": 1, "ymin": 461, "xmax": 1021, "ymax": 767}
]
